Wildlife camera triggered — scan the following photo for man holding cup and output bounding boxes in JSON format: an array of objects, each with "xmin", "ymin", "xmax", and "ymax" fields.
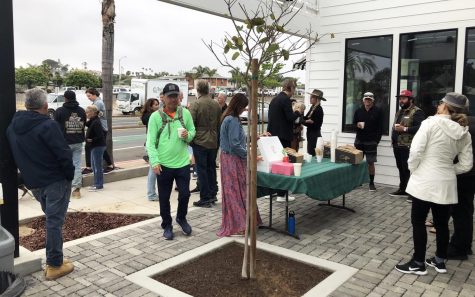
[
  {"xmin": 390, "ymin": 90, "xmax": 425, "ymax": 199},
  {"xmin": 146, "ymin": 83, "xmax": 196, "ymax": 240},
  {"xmin": 353, "ymin": 92, "xmax": 383, "ymax": 191}
]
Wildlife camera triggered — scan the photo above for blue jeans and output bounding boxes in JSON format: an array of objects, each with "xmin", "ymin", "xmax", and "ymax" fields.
[
  {"xmin": 147, "ymin": 166, "xmax": 158, "ymax": 200},
  {"xmin": 31, "ymin": 179, "xmax": 71, "ymax": 267},
  {"xmin": 156, "ymin": 165, "xmax": 190, "ymax": 228},
  {"xmin": 192, "ymin": 145, "xmax": 218, "ymax": 201},
  {"xmin": 91, "ymin": 146, "xmax": 106, "ymax": 188},
  {"xmin": 69, "ymin": 143, "xmax": 83, "ymax": 190}
]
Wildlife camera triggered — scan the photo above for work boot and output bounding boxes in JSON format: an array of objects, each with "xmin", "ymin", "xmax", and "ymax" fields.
[
  {"xmin": 193, "ymin": 199, "xmax": 212, "ymax": 208},
  {"xmin": 71, "ymin": 188, "xmax": 81, "ymax": 199},
  {"xmin": 44, "ymin": 262, "xmax": 74, "ymax": 281}
]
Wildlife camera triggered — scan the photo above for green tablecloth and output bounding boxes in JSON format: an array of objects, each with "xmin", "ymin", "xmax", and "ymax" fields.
[{"xmin": 257, "ymin": 158, "xmax": 369, "ymax": 201}]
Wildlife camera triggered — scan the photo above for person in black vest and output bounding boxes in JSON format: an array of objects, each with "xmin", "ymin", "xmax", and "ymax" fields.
[
  {"xmin": 54, "ymin": 90, "xmax": 86, "ymax": 199},
  {"xmin": 390, "ymin": 90, "xmax": 425, "ymax": 199},
  {"xmin": 448, "ymin": 112, "xmax": 475, "ymax": 260},
  {"xmin": 303, "ymin": 89, "xmax": 325, "ymax": 156},
  {"xmin": 353, "ymin": 91, "xmax": 384, "ymax": 192}
]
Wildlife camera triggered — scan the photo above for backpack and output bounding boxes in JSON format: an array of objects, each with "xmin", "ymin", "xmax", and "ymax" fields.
[{"xmin": 155, "ymin": 106, "xmax": 186, "ymax": 148}]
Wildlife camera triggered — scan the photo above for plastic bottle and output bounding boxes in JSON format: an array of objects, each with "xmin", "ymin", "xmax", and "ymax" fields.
[{"xmin": 288, "ymin": 211, "xmax": 296, "ymax": 235}]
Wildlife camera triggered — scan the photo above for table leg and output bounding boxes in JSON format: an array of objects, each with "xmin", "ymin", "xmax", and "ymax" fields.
[
  {"xmin": 318, "ymin": 194, "xmax": 355, "ymax": 212},
  {"xmin": 269, "ymin": 193, "xmax": 273, "ymax": 227},
  {"xmin": 259, "ymin": 191, "xmax": 300, "ymax": 239}
]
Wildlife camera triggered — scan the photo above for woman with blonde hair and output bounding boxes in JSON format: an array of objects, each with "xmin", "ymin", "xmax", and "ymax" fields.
[
  {"xmin": 85, "ymin": 105, "xmax": 107, "ymax": 191},
  {"xmin": 395, "ymin": 92, "xmax": 473, "ymax": 275},
  {"xmin": 291, "ymin": 101, "xmax": 306, "ymax": 151}
]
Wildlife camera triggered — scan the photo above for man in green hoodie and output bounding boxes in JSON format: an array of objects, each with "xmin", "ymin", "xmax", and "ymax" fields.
[{"xmin": 146, "ymin": 83, "xmax": 196, "ymax": 240}]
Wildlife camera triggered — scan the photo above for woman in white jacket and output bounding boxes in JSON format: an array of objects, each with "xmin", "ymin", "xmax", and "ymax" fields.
[{"xmin": 395, "ymin": 92, "xmax": 473, "ymax": 275}]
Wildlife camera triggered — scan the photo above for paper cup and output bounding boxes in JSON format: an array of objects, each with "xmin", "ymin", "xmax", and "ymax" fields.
[
  {"xmin": 293, "ymin": 163, "xmax": 302, "ymax": 176},
  {"xmin": 358, "ymin": 122, "xmax": 365, "ymax": 129},
  {"xmin": 304, "ymin": 154, "xmax": 312, "ymax": 163},
  {"xmin": 178, "ymin": 127, "xmax": 186, "ymax": 138},
  {"xmin": 316, "ymin": 155, "xmax": 323, "ymax": 163}
]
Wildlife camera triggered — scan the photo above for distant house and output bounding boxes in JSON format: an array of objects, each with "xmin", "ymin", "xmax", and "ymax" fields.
[{"xmin": 185, "ymin": 73, "xmax": 230, "ymax": 91}]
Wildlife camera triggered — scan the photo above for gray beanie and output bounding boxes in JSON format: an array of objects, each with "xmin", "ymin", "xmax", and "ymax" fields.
[{"xmin": 441, "ymin": 92, "xmax": 468, "ymax": 112}]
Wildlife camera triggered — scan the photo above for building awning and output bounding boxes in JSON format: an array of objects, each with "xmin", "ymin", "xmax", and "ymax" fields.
[{"xmin": 293, "ymin": 57, "xmax": 306, "ymax": 70}]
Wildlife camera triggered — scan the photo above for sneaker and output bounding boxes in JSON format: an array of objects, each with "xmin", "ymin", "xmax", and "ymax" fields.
[
  {"xmin": 163, "ymin": 226, "xmax": 174, "ymax": 240},
  {"xmin": 276, "ymin": 196, "xmax": 295, "ymax": 202},
  {"xmin": 81, "ymin": 168, "xmax": 92, "ymax": 175},
  {"xmin": 394, "ymin": 259, "xmax": 427, "ymax": 275},
  {"xmin": 193, "ymin": 199, "xmax": 212, "ymax": 208},
  {"xmin": 190, "ymin": 187, "xmax": 200, "ymax": 194},
  {"xmin": 143, "ymin": 155, "xmax": 149, "ymax": 163},
  {"xmin": 425, "ymin": 257, "xmax": 447, "ymax": 273},
  {"xmin": 103, "ymin": 166, "xmax": 115, "ymax": 174},
  {"xmin": 148, "ymin": 197, "xmax": 159, "ymax": 202},
  {"xmin": 71, "ymin": 188, "xmax": 81, "ymax": 199},
  {"xmin": 45, "ymin": 262, "xmax": 74, "ymax": 280},
  {"xmin": 211, "ymin": 196, "xmax": 218, "ymax": 203},
  {"xmin": 176, "ymin": 218, "xmax": 192, "ymax": 235},
  {"xmin": 389, "ymin": 190, "xmax": 408, "ymax": 197},
  {"xmin": 369, "ymin": 184, "xmax": 376, "ymax": 192},
  {"xmin": 88, "ymin": 186, "xmax": 103, "ymax": 192}
]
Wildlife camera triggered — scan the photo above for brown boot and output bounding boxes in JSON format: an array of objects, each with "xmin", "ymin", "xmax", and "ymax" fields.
[
  {"xmin": 45, "ymin": 262, "xmax": 74, "ymax": 280},
  {"xmin": 71, "ymin": 188, "xmax": 81, "ymax": 199}
]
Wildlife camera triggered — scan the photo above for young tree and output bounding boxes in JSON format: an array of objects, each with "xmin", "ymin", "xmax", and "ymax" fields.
[
  {"xmin": 64, "ymin": 70, "xmax": 101, "ymax": 89},
  {"xmin": 101, "ymin": 0, "xmax": 115, "ymax": 164},
  {"xmin": 204, "ymin": 0, "xmax": 332, "ymax": 279}
]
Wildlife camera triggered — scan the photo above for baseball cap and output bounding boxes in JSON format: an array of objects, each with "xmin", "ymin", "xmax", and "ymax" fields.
[
  {"xmin": 363, "ymin": 92, "xmax": 374, "ymax": 100},
  {"xmin": 163, "ymin": 83, "xmax": 180, "ymax": 97},
  {"xmin": 396, "ymin": 90, "xmax": 414, "ymax": 98},
  {"xmin": 64, "ymin": 90, "xmax": 76, "ymax": 101}
]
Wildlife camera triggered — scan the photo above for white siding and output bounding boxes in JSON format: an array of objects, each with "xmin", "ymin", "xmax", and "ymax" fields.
[{"xmin": 307, "ymin": 0, "xmax": 475, "ymax": 186}]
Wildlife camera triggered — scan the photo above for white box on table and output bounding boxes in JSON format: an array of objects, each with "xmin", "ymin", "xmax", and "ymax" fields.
[{"xmin": 257, "ymin": 136, "xmax": 283, "ymax": 173}]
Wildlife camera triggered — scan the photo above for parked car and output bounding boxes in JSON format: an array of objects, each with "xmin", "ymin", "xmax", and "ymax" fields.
[
  {"xmin": 240, "ymin": 102, "xmax": 269, "ymax": 123},
  {"xmin": 233, "ymin": 88, "xmax": 246, "ymax": 96},
  {"xmin": 226, "ymin": 88, "xmax": 235, "ymax": 97},
  {"xmin": 47, "ymin": 91, "xmax": 91, "ymax": 119},
  {"xmin": 188, "ymin": 89, "xmax": 197, "ymax": 97},
  {"xmin": 113, "ymin": 87, "xmax": 129, "ymax": 95},
  {"xmin": 267, "ymin": 89, "xmax": 278, "ymax": 96}
]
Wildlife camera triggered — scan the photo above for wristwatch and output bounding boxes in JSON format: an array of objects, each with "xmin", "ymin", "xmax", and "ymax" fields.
[{"xmin": 404, "ymin": 127, "xmax": 408, "ymax": 132}]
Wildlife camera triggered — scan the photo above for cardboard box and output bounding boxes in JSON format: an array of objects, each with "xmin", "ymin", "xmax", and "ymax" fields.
[
  {"xmin": 257, "ymin": 136, "xmax": 285, "ymax": 172},
  {"xmin": 335, "ymin": 145, "xmax": 363, "ymax": 164},
  {"xmin": 271, "ymin": 162, "xmax": 294, "ymax": 176},
  {"xmin": 284, "ymin": 147, "xmax": 304, "ymax": 163}
]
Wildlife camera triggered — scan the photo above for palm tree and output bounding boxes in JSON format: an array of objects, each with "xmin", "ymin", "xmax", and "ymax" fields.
[
  {"xmin": 229, "ymin": 68, "xmax": 243, "ymax": 88},
  {"xmin": 101, "ymin": 0, "xmax": 115, "ymax": 163}
]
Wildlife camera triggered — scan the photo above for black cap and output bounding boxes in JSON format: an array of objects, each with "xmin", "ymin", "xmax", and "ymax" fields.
[
  {"xmin": 163, "ymin": 83, "xmax": 180, "ymax": 97},
  {"xmin": 64, "ymin": 90, "xmax": 76, "ymax": 101}
]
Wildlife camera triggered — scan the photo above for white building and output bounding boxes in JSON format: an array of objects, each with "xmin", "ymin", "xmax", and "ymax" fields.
[{"xmin": 161, "ymin": 0, "xmax": 475, "ymax": 185}]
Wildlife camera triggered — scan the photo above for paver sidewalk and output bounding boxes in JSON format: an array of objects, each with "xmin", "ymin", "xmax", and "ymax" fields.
[{"xmin": 18, "ymin": 181, "xmax": 475, "ymax": 296}]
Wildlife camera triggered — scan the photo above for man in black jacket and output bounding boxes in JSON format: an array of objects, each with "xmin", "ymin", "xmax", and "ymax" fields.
[
  {"xmin": 7, "ymin": 88, "xmax": 74, "ymax": 280},
  {"xmin": 267, "ymin": 79, "xmax": 299, "ymax": 201},
  {"xmin": 267, "ymin": 79, "xmax": 299, "ymax": 148},
  {"xmin": 303, "ymin": 89, "xmax": 325, "ymax": 156},
  {"xmin": 353, "ymin": 91, "xmax": 383, "ymax": 192},
  {"xmin": 54, "ymin": 90, "xmax": 86, "ymax": 198},
  {"xmin": 448, "ymin": 115, "xmax": 475, "ymax": 260}
]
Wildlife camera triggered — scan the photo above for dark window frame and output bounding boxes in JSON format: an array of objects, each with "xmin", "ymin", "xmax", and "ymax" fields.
[
  {"xmin": 396, "ymin": 28, "xmax": 458, "ymax": 113},
  {"xmin": 342, "ymin": 34, "xmax": 393, "ymax": 134},
  {"xmin": 463, "ymin": 26, "xmax": 475, "ymax": 115}
]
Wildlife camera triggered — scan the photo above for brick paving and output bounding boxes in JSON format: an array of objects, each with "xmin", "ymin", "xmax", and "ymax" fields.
[{"xmin": 22, "ymin": 185, "xmax": 475, "ymax": 296}]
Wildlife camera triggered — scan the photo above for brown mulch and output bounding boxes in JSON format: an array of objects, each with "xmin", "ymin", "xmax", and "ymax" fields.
[
  {"xmin": 154, "ymin": 242, "xmax": 331, "ymax": 297},
  {"xmin": 20, "ymin": 212, "xmax": 155, "ymax": 251}
]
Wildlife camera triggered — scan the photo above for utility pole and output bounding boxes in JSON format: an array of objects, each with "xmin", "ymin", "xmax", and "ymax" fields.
[
  {"xmin": 0, "ymin": 0, "xmax": 19, "ymax": 257},
  {"xmin": 118, "ymin": 56, "xmax": 127, "ymax": 84}
]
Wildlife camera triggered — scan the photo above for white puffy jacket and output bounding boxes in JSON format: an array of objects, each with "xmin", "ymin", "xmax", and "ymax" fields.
[{"xmin": 406, "ymin": 115, "xmax": 473, "ymax": 204}]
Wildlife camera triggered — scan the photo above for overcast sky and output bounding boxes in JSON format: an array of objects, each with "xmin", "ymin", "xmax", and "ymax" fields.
[{"xmin": 13, "ymin": 0, "xmax": 305, "ymax": 81}]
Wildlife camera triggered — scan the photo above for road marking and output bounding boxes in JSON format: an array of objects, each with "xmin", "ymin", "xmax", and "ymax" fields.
[{"xmin": 81, "ymin": 145, "xmax": 144, "ymax": 155}]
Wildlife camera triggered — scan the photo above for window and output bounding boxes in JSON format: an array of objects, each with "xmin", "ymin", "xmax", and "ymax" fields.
[
  {"xmin": 399, "ymin": 29, "xmax": 457, "ymax": 117},
  {"xmin": 343, "ymin": 35, "xmax": 393, "ymax": 134},
  {"xmin": 463, "ymin": 27, "xmax": 475, "ymax": 115}
]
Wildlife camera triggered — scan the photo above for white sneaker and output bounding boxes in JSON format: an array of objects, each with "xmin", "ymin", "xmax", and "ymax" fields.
[
  {"xmin": 276, "ymin": 196, "xmax": 295, "ymax": 202},
  {"xmin": 88, "ymin": 186, "xmax": 104, "ymax": 192}
]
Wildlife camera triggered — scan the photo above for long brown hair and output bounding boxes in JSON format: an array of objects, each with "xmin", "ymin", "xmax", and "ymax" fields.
[
  {"xmin": 221, "ymin": 93, "xmax": 249, "ymax": 123},
  {"xmin": 141, "ymin": 98, "xmax": 159, "ymax": 115},
  {"xmin": 446, "ymin": 104, "xmax": 468, "ymax": 127}
]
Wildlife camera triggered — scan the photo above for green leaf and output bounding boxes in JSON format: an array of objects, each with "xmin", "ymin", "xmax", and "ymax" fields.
[
  {"xmin": 224, "ymin": 44, "xmax": 230, "ymax": 54},
  {"xmin": 253, "ymin": 17, "xmax": 265, "ymax": 26},
  {"xmin": 282, "ymin": 49, "xmax": 289, "ymax": 60},
  {"xmin": 270, "ymin": 13, "xmax": 275, "ymax": 20},
  {"xmin": 259, "ymin": 37, "xmax": 270, "ymax": 44},
  {"xmin": 276, "ymin": 25, "xmax": 285, "ymax": 32},
  {"xmin": 257, "ymin": 25, "xmax": 265, "ymax": 33},
  {"xmin": 267, "ymin": 43, "xmax": 280, "ymax": 53},
  {"xmin": 232, "ymin": 52, "xmax": 240, "ymax": 60}
]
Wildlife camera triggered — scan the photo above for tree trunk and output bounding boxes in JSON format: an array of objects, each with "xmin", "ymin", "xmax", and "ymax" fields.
[{"xmin": 101, "ymin": 0, "xmax": 115, "ymax": 164}]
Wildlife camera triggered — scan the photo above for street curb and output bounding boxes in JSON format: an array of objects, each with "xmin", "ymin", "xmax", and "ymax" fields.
[
  {"xmin": 82, "ymin": 165, "xmax": 149, "ymax": 187},
  {"xmin": 113, "ymin": 124, "xmax": 144, "ymax": 130}
]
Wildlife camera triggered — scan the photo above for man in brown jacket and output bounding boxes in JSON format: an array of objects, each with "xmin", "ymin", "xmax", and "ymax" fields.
[{"xmin": 189, "ymin": 80, "xmax": 222, "ymax": 207}]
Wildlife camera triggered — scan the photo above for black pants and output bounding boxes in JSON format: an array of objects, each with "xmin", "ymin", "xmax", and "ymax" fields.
[
  {"xmin": 393, "ymin": 146, "xmax": 410, "ymax": 191},
  {"xmin": 449, "ymin": 176, "xmax": 475, "ymax": 254},
  {"xmin": 411, "ymin": 197, "xmax": 451, "ymax": 262},
  {"xmin": 193, "ymin": 145, "xmax": 218, "ymax": 201},
  {"xmin": 306, "ymin": 131, "xmax": 321, "ymax": 156},
  {"xmin": 85, "ymin": 131, "xmax": 113, "ymax": 168},
  {"xmin": 156, "ymin": 165, "xmax": 190, "ymax": 229}
]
